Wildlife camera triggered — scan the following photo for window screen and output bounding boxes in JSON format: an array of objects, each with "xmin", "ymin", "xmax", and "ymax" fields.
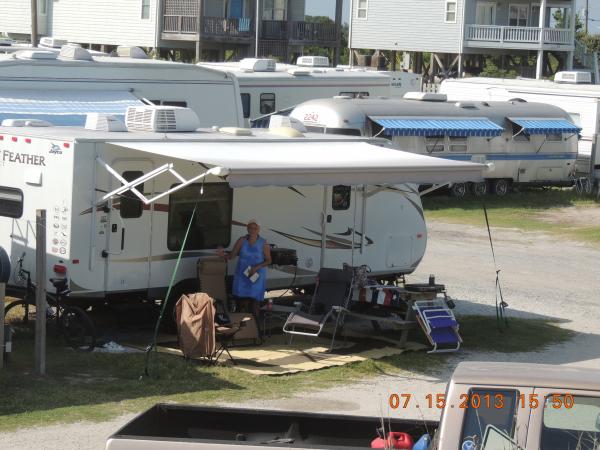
[
  {"xmin": 460, "ymin": 389, "xmax": 518, "ymax": 449},
  {"xmin": 260, "ymin": 93, "xmax": 276, "ymax": 115},
  {"xmin": 0, "ymin": 186, "xmax": 23, "ymax": 219},
  {"xmin": 332, "ymin": 186, "xmax": 351, "ymax": 210},
  {"xmin": 241, "ymin": 93, "xmax": 251, "ymax": 118},
  {"xmin": 120, "ymin": 171, "xmax": 144, "ymax": 219},
  {"xmin": 449, "ymin": 136, "xmax": 468, "ymax": 152},
  {"xmin": 167, "ymin": 183, "xmax": 233, "ymax": 251}
]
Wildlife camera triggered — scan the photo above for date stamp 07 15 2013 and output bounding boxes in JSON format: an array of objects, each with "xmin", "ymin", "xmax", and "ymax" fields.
[{"xmin": 388, "ymin": 393, "xmax": 575, "ymax": 410}]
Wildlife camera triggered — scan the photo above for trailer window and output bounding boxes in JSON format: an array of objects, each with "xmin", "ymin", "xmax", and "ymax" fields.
[
  {"xmin": 260, "ymin": 93, "xmax": 276, "ymax": 114},
  {"xmin": 0, "ymin": 186, "xmax": 23, "ymax": 219},
  {"xmin": 512, "ymin": 123, "xmax": 530, "ymax": 141},
  {"xmin": 546, "ymin": 133, "xmax": 562, "ymax": 142},
  {"xmin": 425, "ymin": 135, "xmax": 445, "ymax": 152},
  {"xmin": 120, "ymin": 171, "xmax": 144, "ymax": 219},
  {"xmin": 449, "ymin": 136, "xmax": 468, "ymax": 152},
  {"xmin": 162, "ymin": 101, "xmax": 187, "ymax": 107},
  {"xmin": 241, "ymin": 94, "xmax": 251, "ymax": 118},
  {"xmin": 167, "ymin": 183, "xmax": 233, "ymax": 251},
  {"xmin": 332, "ymin": 185, "xmax": 351, "ymax": 210},
  {"xmin": 540, "ymin": 395, "xmax": 600, "ymax": 450},
  {"xmin": 459, "ymin": 389, "xmax": 518, "ymax": 449},
  {"xmin": 339, "ymin": 91, "xmax": 370, "ymax": 98}
]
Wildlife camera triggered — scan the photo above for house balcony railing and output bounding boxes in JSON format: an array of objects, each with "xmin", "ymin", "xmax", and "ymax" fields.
[
  {"xmin": 163, "ymin": 15, "xmax": 254, "ymax": 38},
  {"xmin": 262, "ymin": 20, "xmax": 338, "ymax": 42},
  {"xmin": 466, "ymin": 25, "xmax": 573, "ymax": 46}
]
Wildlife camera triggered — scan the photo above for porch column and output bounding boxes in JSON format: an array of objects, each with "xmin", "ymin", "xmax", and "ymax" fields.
[
  {"xmin": 333, "ymin": 0, "xmax": 343, "ymax": 66},
  {"xmin": 567, "ymin": 0, "xmax": 576, "ymax": 70},
  {"xmin": 195, "ymin": 0, "xmax": 204, "ymax": 61},
  {"xmin": 536, "ymin": 0, "xmax": 547, "ymax": 79},
  {"xmin": 249, "ymin": 0, "xmax": 257, "ymax": 57}
]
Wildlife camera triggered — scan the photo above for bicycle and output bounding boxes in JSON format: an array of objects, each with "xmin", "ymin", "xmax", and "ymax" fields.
[{"xmin": 3, "ymin": 254, "xmax": 96, "ymax": 352}]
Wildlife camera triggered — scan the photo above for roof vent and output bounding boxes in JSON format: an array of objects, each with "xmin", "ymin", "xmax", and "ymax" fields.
[
  {"xmin": 14, "ymin": 50, "xmax": 58, "ymax": 60},
  {"xmin": 125, "ymin": 106, "xmax": 200, "ymax": 132},
  {"xmin": 117, "ymin": 46, "xmax": 148, "ymax": 59},
  {"xmin": 85, "ymin": 113, "xmax": 127, "ymax": 132},
  {"xmin": 455, "ymin": 101, "xmax": 478, "ymax": 109},
  {"xmin": 403, "ymin": 91, "xmax": 447, "ymax": 102},
  {"xmin": 59, "ymin": 45, "xmax": 93, "ymax": 61},
  {"xmin": 269, "ymin": 115, "xmax": 307, "ymax": 133},
  {"xmin": 287, "ymin": 68, "xmax": 311, "ymax": 76},
  {"xmin": 39, "ymin": 37, "xmax": 68, "ymax": 49},
  {"xmin": 1, "ymin": 118, "xmax": 52, "ymax": 127},
  {"xmin": 296, "ymin": 55, "xmax": 330, "ymax": 67},
  {"xmin": 217, "ymin": 127, "xmax": 253, "ymax": 136},
  {"xmin": 554, "ymin": 71, "xmax": 592, "ymax": 84},
  {"xmin": 239, "ymin": 58, "xmax": 276, "ymax": 72},
  {"xmin": 333, "ymin": 95, "xmax": 352, "ymax": 99}
]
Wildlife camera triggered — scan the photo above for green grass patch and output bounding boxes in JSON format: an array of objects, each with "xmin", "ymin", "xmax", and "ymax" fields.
[
  {"xmin": 0, "ymin": 314, "xmax": 574, "ymax": 431},
  {"xmin": 422, "ymin": 189, "xmax": 600, "ymax": 244}
]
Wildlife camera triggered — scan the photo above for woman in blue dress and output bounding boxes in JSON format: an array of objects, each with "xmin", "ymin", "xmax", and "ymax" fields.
[{"xmin": 218, "ymin": 219, "xmax": 271, "ymax": 318}]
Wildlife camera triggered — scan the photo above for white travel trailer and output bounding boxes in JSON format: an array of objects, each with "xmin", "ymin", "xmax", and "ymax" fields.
[
  {"xmin": 290, "ymin": 95, "xmax": 580, "ymax": 196},
  {"xmin": 197, "ymin": 57, "xmax": 421, "ymax": 126},
  {"xmin": 440, "ymin": 75, "xmax": 600, "ymax": 187},
  {"xmin": 0, "ymin": 107, "xmax": 481, "ymax": 308},
  {"xmin": 0, "ymin": 47, "xmax": 244, "ymax": 127}
]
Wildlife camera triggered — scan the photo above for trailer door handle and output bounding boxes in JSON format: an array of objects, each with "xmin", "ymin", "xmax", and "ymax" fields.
[{"xmin": 120, "ymin": 228, "xmax": 125, "ymax": 251}]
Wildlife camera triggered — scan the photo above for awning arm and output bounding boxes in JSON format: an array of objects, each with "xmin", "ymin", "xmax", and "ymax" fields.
[{"xmin": 96, "ymin": 157, "xmax": 229, "ymax": 206}]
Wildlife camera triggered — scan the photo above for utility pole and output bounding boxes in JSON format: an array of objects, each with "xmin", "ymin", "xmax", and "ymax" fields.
[
  {"xmin": 585, "ymin": 0, "xmax": 589, "ymax": 34},
  {"xmin": 255, "ymin": 0, "xmax": 259, "ymax": 57},
  {"xmin": 30, "ymin": 0, "xmax": 38, "ymax": 47},
  {"xmin": 35, "ymin": 210, "xmax": 46, "ymax": 376}
]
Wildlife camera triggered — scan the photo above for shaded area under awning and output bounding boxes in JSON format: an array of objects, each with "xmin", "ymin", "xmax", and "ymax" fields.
[{"xmin": 370, "ymin": 117, "xmax": 504, "ymax": 137}]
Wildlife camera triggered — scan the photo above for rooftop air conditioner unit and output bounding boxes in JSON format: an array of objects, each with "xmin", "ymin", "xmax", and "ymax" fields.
[
  {"xmin": 296, "ymin": 55, "xmax": 329, "ymax": 67},
  {"xmin": 239, "ymin": 58, "xmax": 276, "ymax": 72},
  {"xmin": 85, "ymin": 113, "xmax": 127, "ymax": 132},
  {"xmin": 59, "ymin": 45, "xmax": 92, "ymax": 61},
  {"xmin": 403, "ymin": 91, "xmax": 447, "ymax": 102},
  {"xmin": 117, "ymin": 46, "xmax": 148, "ymax": 59},
  {"xmin": 125, "ymin": 106, "xmax": 200, "ymax": 132},
  {"xmin": 14, "ymin": 50, "xmax": 58, "ymax": 60},
  {"xmin": 1, "ymin": 118, "xmax": 52, "ymax": 127},
  {"xmin": 39, "ymin": 37, "xmax": 67, "ymax": 48},
  {"xmin": 554, "ymin": 71, "xmax": 592, "ymax": 84}
]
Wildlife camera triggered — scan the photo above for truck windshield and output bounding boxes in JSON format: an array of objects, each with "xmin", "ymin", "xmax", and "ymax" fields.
[
  {"xmin": 541, "ymin": 395, "xmax": 600, "ymax": 450},
  {"xmin": 460, "ymin": 389, "xmax": 518, "ymax": 450}
]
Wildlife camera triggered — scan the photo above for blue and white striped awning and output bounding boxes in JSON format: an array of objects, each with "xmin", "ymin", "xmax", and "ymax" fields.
[
  {"xmin": 369, "ymin": 116, "xmax": 504, "ymax": 137},
  {"xmin": 0, "ymin": 89, "xmax": 144, "ymax": 126},
  {"xmin": 508, "ymin": 118, "xmax": 581, "ymax": 135}
]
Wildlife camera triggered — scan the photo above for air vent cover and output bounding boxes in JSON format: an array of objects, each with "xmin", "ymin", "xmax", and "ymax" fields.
[{"xmin": 125, "ymin": 106, "xmax": 200, "ymax": 132}]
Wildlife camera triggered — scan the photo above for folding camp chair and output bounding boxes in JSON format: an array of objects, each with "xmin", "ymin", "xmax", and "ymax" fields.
[
  {"xmin": 413, "ymin": 299, "xmax": 462, "ymax": 353},
  {"xmin": 197, "ymin": 258, "xmax": 228, "ymax": 306},
  {"xmin": 283, "ymin": 267, "xmax": 353, "ymax": 349}
]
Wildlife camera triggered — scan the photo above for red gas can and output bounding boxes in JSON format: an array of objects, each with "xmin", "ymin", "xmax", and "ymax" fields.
[{"xmin": 370, "ymin": 432, "xmax": 414, "ymax": 449}]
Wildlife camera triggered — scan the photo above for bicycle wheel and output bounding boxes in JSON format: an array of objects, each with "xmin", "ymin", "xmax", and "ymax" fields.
[
  {"xmin": 60, "ymin": 306, "xmax": 96, "ymax": 352},
  {"xmin": 4, "ymin": 299, "xmax": 35, "ymax": 325}
]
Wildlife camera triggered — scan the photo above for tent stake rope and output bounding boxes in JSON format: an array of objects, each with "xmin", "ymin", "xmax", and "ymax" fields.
[
  {"xmin": 143, "ymin": 201, "xmax": 199, "ymax": 379},
  {"xmin": 482, "ymin": 202, "xmax": 509, "ymax": 331}
]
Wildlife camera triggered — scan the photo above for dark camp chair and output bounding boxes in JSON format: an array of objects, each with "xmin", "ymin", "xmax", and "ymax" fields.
[
  {"xmin": 413, "ymin": 299, "xmax": 462, "ymax": 353},
  {"xmin": 282, "ymin": 267, "xmax": 353, "ymax": 350}
]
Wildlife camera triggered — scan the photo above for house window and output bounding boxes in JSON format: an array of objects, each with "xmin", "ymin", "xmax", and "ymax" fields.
[
  {"xmin": 141, "ymin": 0, "xmax": 151, "ymax": 20},
  {"xmin": 357, "ymin": 0, "xmax": 368, "ymax": 19},
  {"xmin": 425, "ymin": 135, "xmax": 446, "ymax": 152},
  {"xmin": 38, "ymin": 0, "xmax": 47, "ymax": 15},
  {"xmin": 445, "ymin": 0, "xmax": 457, "ymax": 23},
  {"xmin": 263, "ymin": 0, "xmax": 286, "ymax": 20},
  {"xmin": 260, "ymin": 93, "xmax": 276, "ymax": 115},
  {"xmin": 0, "ymin": 186, "xmax": 23, "ymax": 219},
  {"xmin": 460, "ymin": 389, "xmax": 519, "ymax": 447},
  {"xmin": 509, "ymin": 4, "xmax": 529, "ymax": 27},
  {"xmin": 241, "ymin": 93, "xmax": 251, "ymax": 119},
  {"xmin": 120, "ymin": 171, "xmax": 144, "ymax": 219},
  {"xmin": 167, "ymin": 183, "xmax": 233, "ymax": 251},
  {"xmin": 449, "ymin": 136, "xmax": 468, "ymax": 152},
  {"xmin": 332, "ymin": 186, "xmax": 351, "ymax": 210}
]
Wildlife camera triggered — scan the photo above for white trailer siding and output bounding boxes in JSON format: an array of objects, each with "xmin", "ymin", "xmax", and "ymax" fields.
[
  {"xmin": 50, "ymin": 0, "xmax": 159, "ymax": 48},
  {"xmin": 350, "ymin": 0, "xmax": 464, "ymax": 53}
]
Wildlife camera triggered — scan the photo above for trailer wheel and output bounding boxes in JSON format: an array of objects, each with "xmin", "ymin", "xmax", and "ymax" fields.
[
  {"xmin": 450, "ymin": 183, "xmax": 467, "ymax": 198},
  {"xmin": 472, "ymin": 181, "xmax": 488, "ymax": 196},
  {"xmin": 492, "ymin": 179, "xmax": 510, "ymax": 196}
]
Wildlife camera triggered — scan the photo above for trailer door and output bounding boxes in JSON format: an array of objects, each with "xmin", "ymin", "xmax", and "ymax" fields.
[
  {"xmin": 105, "ymin": 159, "xmax": 154, "ymax": 293},
  {"xmin": 321, "ymin": 185, "xmax": 364, "ymax": 268}
]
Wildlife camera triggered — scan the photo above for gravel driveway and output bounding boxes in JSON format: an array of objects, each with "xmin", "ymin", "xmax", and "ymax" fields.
[{"xmin": 1, "ymin": 219, "xmax": 599, "ymax": 449}]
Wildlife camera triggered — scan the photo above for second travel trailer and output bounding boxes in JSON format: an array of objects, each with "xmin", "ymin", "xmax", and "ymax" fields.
[
  {"xmin": 0, "ymin": 106, "xmax": 482, "ymax": 312},
  {"xmin": 197, "ymin": 57, "xmax": 422, "ymax": 126},
  {"xmin": 289, "ymin": 95, "xmax": 580, "ymax": 196},
  {"xmin": 0, "ymin": 46, "xmax": 244, "ymax": 127}
]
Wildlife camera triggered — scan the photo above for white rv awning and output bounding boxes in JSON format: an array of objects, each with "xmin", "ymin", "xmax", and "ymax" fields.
[
  {"xmin": 0, "ymin": 89, "xmax": 144, "ymax": 126},
  {"xmin": 107, "ymin": 140, "xmax": 484, "ymax": 188}
]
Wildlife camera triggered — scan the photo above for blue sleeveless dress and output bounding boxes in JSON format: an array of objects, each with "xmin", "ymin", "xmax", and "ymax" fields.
[{"xmin": 232, "ymin": 236, "xmax": 267, "ymax": 301}]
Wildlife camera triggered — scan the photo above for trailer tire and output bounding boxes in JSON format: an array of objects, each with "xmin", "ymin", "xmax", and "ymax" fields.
[
  {"xmin": 0, "ymin": 246, "xmax": 10, "ymax": 283},
  {"xmin": 450, "ymin": 183, "xmax": 468, "ymax": 198},
  {"xmin": 472, "ymin": 181, "xmax": 488, "ymax": 196},
  {"xmin": 492, "ymin": 179, "xmax": 510, "ymax": 196}
]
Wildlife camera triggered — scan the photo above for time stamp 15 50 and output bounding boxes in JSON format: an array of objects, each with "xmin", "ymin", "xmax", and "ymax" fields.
[{"xmin": 388, "ymin": 393, "xmax": 575, "ymax": 410}]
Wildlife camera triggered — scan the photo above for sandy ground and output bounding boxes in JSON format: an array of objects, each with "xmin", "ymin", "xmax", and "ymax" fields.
[{"xmin": 1, "ymin": 218, "xmax": 599, "ymax": 449}]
